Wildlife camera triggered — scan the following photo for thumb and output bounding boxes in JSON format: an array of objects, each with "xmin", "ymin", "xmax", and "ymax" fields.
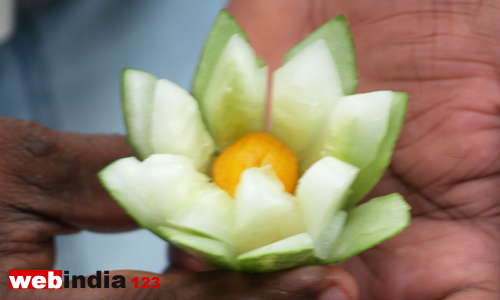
[{"xmin": 0, "ymin": 117, "xmax": 137, "ymax": 233}]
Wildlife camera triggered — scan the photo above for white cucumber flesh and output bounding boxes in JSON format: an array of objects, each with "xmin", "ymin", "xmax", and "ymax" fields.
[
  {"xmin": 237, "ymin": 233, "xmax": 316, "ymax": 272},
  {"xmin": 121, "ymin": 68, "xmax": 157, "ymax": 160},
  {"xmin": 284, "ymin": 15, "xmax": 358, "ymax": 95},
  {"xmin": 99, "ymin": 154, "xmax": 241, "ymax": 245},
  {"xmin": 150, "ymin": 79, "xmax": 215, "ymax": 173},
  {"xmin": 98, "ymin": 154, "xmax": 214, "ymax": 228},
  {"xmin": 234, "ymin": 166, "xmax": 305, "ymax": 254},
  {"xmin": 324, "ymin": 193, "xmax": 411, "ymax": 263},
  {"xmin": 300, "ymin": 90, "xmax": 393, "ymax": 174},
  {"xmin": 345, "ymin": 92, "xmax": 408, "ymax": 209},
  {"xmin": 200, "ymin": 34, "xmax": 267, "ymax": 151},
  {"xmin": 271, "ymin": 39, "xmax": 344, "ymax": 159},
  {"xmin": 295, "ymin": 156, "xmax": 358, "ymax": 246},
  {"xmin": 313, "ymin": 210, "xmax": 347, "ymax": 260},
  {"xmin": 169, "ymin": 186, "xmax": 235, "ymax": 244}
]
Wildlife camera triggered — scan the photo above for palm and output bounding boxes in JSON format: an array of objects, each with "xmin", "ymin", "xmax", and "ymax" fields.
[
  {"xmin": 342, "ymin": 1, "xmax": 500, "ymax": 299},
  {"xmin": 230, "ymin": 0, "xmax": 500, "ymax": 298}
]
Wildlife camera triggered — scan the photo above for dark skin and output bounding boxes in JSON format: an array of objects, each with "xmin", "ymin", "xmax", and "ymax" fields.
[
  {"xmin": 1, "ymin": 0, "xmax": 500, "ymax": 299},
  {"xmin": 228, "ymin": 0, "xmax": 500, "ymax": 299}
]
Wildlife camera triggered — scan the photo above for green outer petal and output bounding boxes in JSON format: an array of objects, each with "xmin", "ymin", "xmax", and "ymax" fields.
[
  {"xmin": 284, "ymin": 15, "xmax": 358, "ymax": 95},
  {"xmin": 191, "ymin": 9, "xmax": 250, "ymax": 102},
  {"xmin": 322, "ymin": 193, "xmax": 411, "ymax": 264},
  {"xmin": 121, "ymin": 68, "xmax": 157, "ymax": 160},
  {"xmin": 237, "ymin": 233, "xmax": 316, "ymax": 273},
  {"xmin": 156, "ymin": 226, "xmax": 237, "ymax": 270},
  {"xmin": 299, "ymin": 91, "xmax": 393, "ymax": 175},
  {"xmin": 345, "ymin": 92, "xmax": 409, "ymax": 209},
  {"xmin": 200, "ymin": 34, "xmax": 267, "ymax": 150}
]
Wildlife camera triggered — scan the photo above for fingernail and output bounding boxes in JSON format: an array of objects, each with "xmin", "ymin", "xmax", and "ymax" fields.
[{"xmin": 318, "ymin": 287, "xmax": 349, "ymax": 300}]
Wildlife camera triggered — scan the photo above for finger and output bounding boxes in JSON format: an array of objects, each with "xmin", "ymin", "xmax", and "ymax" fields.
[
  {"xmin": 0, "ymin": 117, "xmax": 135, "ymax": 233},
  {"xmin": 166, "ymin": 246, "xmax": 214, "ymax": 273},
  {"xmin": 11, "ymin": 267, "xmax": 358, "ymax": 300}
]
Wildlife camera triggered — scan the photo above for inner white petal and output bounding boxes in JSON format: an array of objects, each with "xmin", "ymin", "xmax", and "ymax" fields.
[{"xmin": 233, "ymin": 166, "xmax": 306, "ymax": 254}]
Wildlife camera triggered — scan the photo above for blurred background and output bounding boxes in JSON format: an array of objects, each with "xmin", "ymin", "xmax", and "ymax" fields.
[{"xmin": 0, "ymin": 0, "xmax": 227, "ymax": 275}]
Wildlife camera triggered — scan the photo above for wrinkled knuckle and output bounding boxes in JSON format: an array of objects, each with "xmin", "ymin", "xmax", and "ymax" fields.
[
  {"xmin": 0, "ymin": 118, "xmax": 78, "ymax": 198},
  {"xmin": 0, "ymin": 117, "xmax": 55, "ymax": 164}
]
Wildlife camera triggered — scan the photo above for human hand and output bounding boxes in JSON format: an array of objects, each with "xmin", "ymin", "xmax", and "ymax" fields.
[
  {"xmin": 0, "ymin": 117, "xmax": 358, "ymax": 299},
  {"xmin": 227, "ymin": 0, "xmax": 500, "ymax": 299}
]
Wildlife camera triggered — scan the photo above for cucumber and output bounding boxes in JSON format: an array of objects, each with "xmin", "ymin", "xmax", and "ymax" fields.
[
  {"xmin": 169, "ymin": 186, "xmax": 235, "ymax": 244},
  {"xmin": 150, "ymin": 79, "xmax": 215, "ymax": 173},
  {"xmin": 200, "ymin": 34, "xmax": 267, "ymax": 150},
  {"xmin": 345, "ymin": 92, "xmax": 408, "ymax": 208},
  {"xmin": 233, "ymin": 166, "xmax": 305, "ymax": 254},
  {"xmin": 323, "ymin": 193, "xmax": 411, "ymax": 263},
  {"xmin": 98, "ymin": 155, "xmax": 212, "ymax": 229},
  {"xmin": 313, "ymin": 211, "xmax": 347, "ymax": 260},
  {"xmin": 237, "ymin": 233, "xmax": 315, "ymax": 272},
  {"xmin": 122, "ymin": 70, "xmax": 216, "ymax": 172},
  {"xmin": 191, "ymin": 9, "xmax": 251, "ymax": 102},
  {"xmin": 300, "ymin": 91, "xmax": 393, "ymax": 174},
  {"xmin": 295, "ymin": 156, "xmax": 358, "ymax": 246},
  {"xmin": 121, "ymin": 68, "xmax": 157, "ymax": 160},
  {"xmin": 270, "ymin": 39, "xmax": 344, "ymax": 159},
  {"xmin": 158, "ymin": 227, "xmax": 237, "ymax": 270},
  {"xmin": 284, "ymin": 15, "xmax": 358, "ymax": 95}
]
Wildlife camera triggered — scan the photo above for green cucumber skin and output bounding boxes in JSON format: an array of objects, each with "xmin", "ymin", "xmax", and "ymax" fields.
[
  {"xmin": 191, "ymin": 9, "xmax": 249, "ymax": 102},
  {"xmin": 157, "ymin": 226, "xmax": 238, "ymax": 270},
  {"xmin": 237, "ymin": 249, "xmax": 315, "ymax": 273},
  {"xmin": 284, "ymin": 15, "xmax": 358, "ymax": 95},
  {"xmin": 323, "ymin": 193, "xmax": 411, "ymax": 264},
  {"xmin": 298, "ymin": 90, "xmax": 394, "ymax": 176},
  {"xmin": 345, "ymin": 92, "xmax": 409, "ymax": 209}
]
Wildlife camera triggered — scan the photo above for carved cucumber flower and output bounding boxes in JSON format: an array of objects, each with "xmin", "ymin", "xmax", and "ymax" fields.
[{"xmin": 99, "ymin": 10, "xmax": 411, "ymax": 272}]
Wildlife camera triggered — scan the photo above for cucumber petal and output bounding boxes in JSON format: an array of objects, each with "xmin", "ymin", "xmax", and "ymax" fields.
[
  {"xmin": 121, "ymin": 68, "xmax": 157, "ymax": 160},
  {"xmin": 157, "ymin": 227, "xmax": 237, "ymax": 270},
  {"xmin": 313, "ymin": 210, "xmax": 347, "ymax": 260},
  {"xmin": 345, "ymin": 92, "xmax": 408, "ymax": 208},
  {"xmin": 324, "ymin": 193, "xmax": 411, "ymax": 263},
  {"xmin": 271, "ymin": 39, "xmax": 344, "ymax": 159},
  {"xmin": 237, "ymin": 233, "xmax": 316, "ymax": 272},
  {"xmin": 98, "ymin": 154, "xmax": 212, "ymax": 227},
  {"xmin": 191, "ymin": 9, "xmax": 251, "ymax": 102},
  {"xmin": 234, "ymin": 166, "xmax": 305, "ymax": 254},
  {"xmin": 200, "ymin": 34, "xmax": 267, "ymax": 150},
  {"xmin": 169, "ymin": 186, "xmax": 235, "ymax": 244},
  {"xmin": 284, "ymin": 15, "xmax": 358, "ymax": 95},
  {"xmin": 151, "ymin": 79, "xmax": 215, "ymax": 173},
  {"xmin": 300, "ymin": 90, "xmax": 393, "ymax": 174},
  {"xmin": 295, "ymin": 157, "xmax": 358, "ymax": 247}
]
